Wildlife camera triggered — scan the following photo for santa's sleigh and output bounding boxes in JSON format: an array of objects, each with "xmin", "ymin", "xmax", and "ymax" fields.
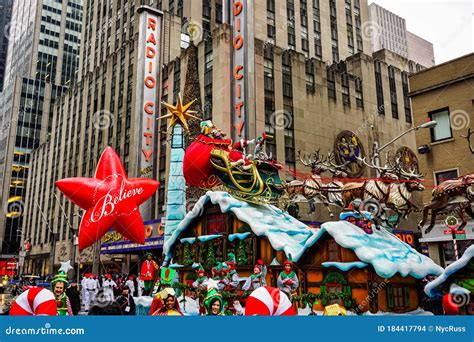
[{"xmin": 209, "ymin": 149, "xmax": 285, "ymax": 204}]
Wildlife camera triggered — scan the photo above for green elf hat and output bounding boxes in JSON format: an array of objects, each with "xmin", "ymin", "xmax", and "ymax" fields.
[
  {"xmin": 212, "ymin": 262, "xmax": 222, "ymax": 274},
  {"xmin": 204, "ymin": 288, "xmax": 223, "ymax": 313},
  {"xmin": 227, "ymin": 252, "xmax": 236, "ymax": 263},
  {"xmin": 160, "ymin": 267, "xmax": 176, "ymax": 285},
  {"xmin": 145, "ymin": 252, "xmax": 154, "ymax": 258},
  {"xmin": 196, "ymin": 264, "xmax": 205, "ymax": 276},
  {"xmin": 51, "ymin": 271, "xmax": 68, "ymax": 289}
]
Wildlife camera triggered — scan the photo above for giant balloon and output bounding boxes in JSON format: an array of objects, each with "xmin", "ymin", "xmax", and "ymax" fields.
[{"xmin": 56, "ymin": 146, "xmax": 159, "ymax": 250}]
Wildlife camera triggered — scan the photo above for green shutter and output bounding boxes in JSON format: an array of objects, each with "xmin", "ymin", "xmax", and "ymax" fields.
[
  {"xmin": 387, "ymin": 286, "xmax": 394, "ymax": 310},
  {"xmin": 404, "ymin": 287, "xmax": 410, "ymax": 308},
  {"xmin": 320, "ymin": 285, "xmax": 327, "ymax": 306},
  {"xmin": 343, "ymin": 285, "xmax": 351, "ymax": 296}
]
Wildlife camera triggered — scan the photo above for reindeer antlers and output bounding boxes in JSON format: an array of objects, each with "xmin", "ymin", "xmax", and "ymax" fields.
[
  {"xmin": 462, "ymin": 128, "xmax": 474, "ymax": 154},
  {"xmin": 297, "ymin": 149, "xmax": 324, "ymax": 168}
]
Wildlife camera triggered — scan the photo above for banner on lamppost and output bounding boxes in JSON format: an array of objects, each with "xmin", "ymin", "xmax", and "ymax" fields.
[{"xmin": 135, "ymin": 6, "xmax": 164, "ymax": 220}]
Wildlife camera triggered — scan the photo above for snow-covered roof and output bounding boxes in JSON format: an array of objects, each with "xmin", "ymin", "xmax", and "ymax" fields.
[
  {"xmin": 164, "ymin": 191, "xmax": 442, "ymax": 279},
  {"xmin": 322, "ymin": 261, "xmax": 368, "ymax": 271},
  {"xmin": 424, "ymin": 245, "xmax": 474, "ymax": 297},
  {"xmin": 314, "ymin": 221, "xmax": 444, "ymax": 279},
  {"xmin": 164, "ymin": 191, "xmax": 319, "ymax": 262}
]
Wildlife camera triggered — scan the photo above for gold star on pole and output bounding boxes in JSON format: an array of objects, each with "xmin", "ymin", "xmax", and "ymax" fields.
[{"xmin": 159, "ymin": 93, "xmax": 199, "ymax": 134}]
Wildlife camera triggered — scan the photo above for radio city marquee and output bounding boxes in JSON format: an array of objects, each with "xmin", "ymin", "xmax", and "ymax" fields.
[
  {"xmin": 230, "ymin": 0, "xmax": 254, "ymax": 141},
  {"xmin": 100, "ymin": 220, "xmax": 164, "ymax": 254},
  {"xmin": 136, "ymin": 7, "xmax": 163, "ymax": 177}
]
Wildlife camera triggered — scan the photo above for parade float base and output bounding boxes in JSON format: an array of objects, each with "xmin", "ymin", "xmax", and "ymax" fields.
[{"xmin": 165, "ymin": 191, "xmax": 443, "ymax": 279}]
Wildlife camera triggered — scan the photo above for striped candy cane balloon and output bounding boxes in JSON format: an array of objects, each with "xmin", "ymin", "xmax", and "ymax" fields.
[
  {"xmin": 245, "ymin": 286, "xmax": 296, "ymax": 316},
  {"xmin": 10, "ymin": 287, "xmax": 57, "ymax": 316}
]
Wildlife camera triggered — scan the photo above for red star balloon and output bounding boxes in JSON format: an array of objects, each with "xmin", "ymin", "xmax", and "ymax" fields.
[{"xmin": 55, "ymin": 147, "xmax": 159, "ymax": 251}]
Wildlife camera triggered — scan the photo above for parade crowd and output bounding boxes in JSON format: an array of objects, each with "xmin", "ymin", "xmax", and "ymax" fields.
[{"xmin": 5, "ymin": 252, "xmax": 300, "ymax": 316}]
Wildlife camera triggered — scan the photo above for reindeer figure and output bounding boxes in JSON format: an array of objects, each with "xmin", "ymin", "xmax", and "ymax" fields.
[
  {"xmin": 342, "ymin": 156, "xmax": 399, "ymax": 207},
  {"xmin": 418, "ymin": 174, "xmax": 474, "ymax": 233},
  {"xmin": 286, "ymin": 150, "xmax": 346, "ymax": 217},
  {"xmin": 342, "ymin": 154, "xmax": 425, "ymax": 227}
]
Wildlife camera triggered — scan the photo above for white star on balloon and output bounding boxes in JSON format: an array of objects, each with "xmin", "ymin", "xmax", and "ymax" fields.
[
  {"xmin": 203, "ymin": 278, "xmax": 220, "ymax": 290},
  {"xmin": 59, "ymin": 260, "xmax": 73, "ymax": 273}
]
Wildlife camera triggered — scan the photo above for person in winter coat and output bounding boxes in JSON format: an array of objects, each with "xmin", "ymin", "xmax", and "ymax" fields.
[
  {"xmin": 116, "ymin": 286, "xmax": 136, "ymax": 315},
  {"xmin": 66, "ymin": 283, "xmax": 81, "ymax": 315}
]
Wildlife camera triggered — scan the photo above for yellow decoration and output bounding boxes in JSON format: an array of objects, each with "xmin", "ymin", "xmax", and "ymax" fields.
[
  {"xmin": 323, "ymin": 304, "xmax": 347, "ymax": 316},
  {"xmin": 159, "ymin": 93, "xmax": 199, "ymax": 134}
]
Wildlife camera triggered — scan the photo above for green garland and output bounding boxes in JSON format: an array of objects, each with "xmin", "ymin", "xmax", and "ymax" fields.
[{"xmin": 293, "ymin": 292, "xmax": 357, "ymax": 310}]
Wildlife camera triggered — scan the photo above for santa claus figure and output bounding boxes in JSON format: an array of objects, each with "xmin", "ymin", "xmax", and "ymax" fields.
[
  {"xmin": 229, "ymin": 139, "xmax": 255, "ymax": 170},
  {"xmin": 140, "ymin": 253, "xmax": 159, "ymax": 296},
  {"xmin": 242, "ymin": 260, "xmax": 266, "ymax": 292},
  {"xmin": 277, "ymin": 259, "xmax": 299, "ymax": 298}
]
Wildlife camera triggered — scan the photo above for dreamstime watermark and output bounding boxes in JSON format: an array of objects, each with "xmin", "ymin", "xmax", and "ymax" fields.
[
  {"xmin": 361, "ymin": 20, "xmax": 381, "ymax": 41},
  {"xmin": 447, "ymin": 292, "xmax": 470, "ymax": 309},
  {"xmin": 92, "ymin": 288, "xmax": 115, "ymax": 308},
  {"xmin": 450, "ymin": 110, "xmax": 470, "ymax": 131},
  {"xmin": 182, "ymin": 20, "xmax": 203, "ymax": 42},
  {"xmin": 270, "ymin": 110, "xmax": 293, "ymax": 130},
  {"xmin": 3, "ymin": 199, "xmax": 24, "ymax": 218},
  {"xmin": 4, "ymin": 323, "xmax": 85, "ymax": 336},
  {"xmin": 358, "ymin": 278, "xmax": 390, "ymax": 310},
  {"xmin": 185, "ymin": 197, "xmax": 200, "ymax": 212},
  {"xmin": 93, "ymin": 110, "xmax": 114, "ymax": 131}
]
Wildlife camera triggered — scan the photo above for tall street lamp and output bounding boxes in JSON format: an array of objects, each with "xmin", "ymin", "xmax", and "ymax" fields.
[{"xmin": 372, "ymin": 121, "xmax": 438, "ymax": 172}]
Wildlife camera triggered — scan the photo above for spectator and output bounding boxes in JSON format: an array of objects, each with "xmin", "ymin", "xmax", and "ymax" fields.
[
  {"xmin": 66, "ymin": 283, "xmax": 81, "ymax": 315},
  {"xmin": 116, "ymin": 285, "xmax": 136, "ymax": 315}
]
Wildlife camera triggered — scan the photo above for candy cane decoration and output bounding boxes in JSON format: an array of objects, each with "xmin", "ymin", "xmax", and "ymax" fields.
[
  {"xmin": 245, "ymin": 286, "xmax": 296, "ymax": 316},
  {"xmin": 10, "ymin": 287, "xmax": 57, "ymax": 316}
]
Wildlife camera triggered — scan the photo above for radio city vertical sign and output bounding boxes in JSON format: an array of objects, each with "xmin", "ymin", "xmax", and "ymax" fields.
[
  {"xmin": 135, "ymin": 6, "xmax": 163, "ymax": 220},
  {"xmin": 230, "ymin": 0, "xmax": 255, "ymax": 141}
]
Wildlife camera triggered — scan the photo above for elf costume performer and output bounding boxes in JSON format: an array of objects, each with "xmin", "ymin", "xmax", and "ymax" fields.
[
  {"xmin": 277, "ymin": 259, "xmax": 299, "ymax": 298},
  {"xmin": 149, "ymin": 267, "xmax": 177, "ymax": 315},
  {"xmin": 211, "ymin": 262, "xmax": 226, "ymax": 291},
  {"xmin": 203, "ymin": 288, "xmax": 224, "ymax": 316},
  {"xmin": 192, "ymin": 264, "xmax": 208, "ymax": 291},
  {"xmin": 242, "ymin": 260, "xmax": 267, "ymax": 292},
  {"xmin": 51, "ymin": 271, "xmax": 73, "ymax": 316},
  {"xmin": 140, "ymin": 253, "xmax": 159, "ymax": 296},
  {"xmin": 224, "ymin": 253, "xmax": 240, "ymax": 290}
]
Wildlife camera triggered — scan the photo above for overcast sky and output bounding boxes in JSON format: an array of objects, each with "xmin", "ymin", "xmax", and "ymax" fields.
[{"xmin": 368, "ymin": 0, "xmax": 473, "ymax": 64}]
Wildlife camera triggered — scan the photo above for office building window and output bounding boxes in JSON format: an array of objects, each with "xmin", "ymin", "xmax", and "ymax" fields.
[
  {"xmin": 327, "ymin": 69, "xmax": 336, "ymax": 100},
  {"xmin": 429, "ymin": 108, "xmax": 453, "ymax": 142},
  {"xmin": 355, "ymin": 77, "xmax": 363, "ymax": 108},
  {"xmin": 374, "ymin": 60, "xmax": 384, "ymax": 114},
  {"xmin": 434, "ymin": 169, "xmax": 458, "ymax": 185},
  {"xmin": 388, "ymin": 66, "xmax": 398, "ymax": 119},
  {"xmin": 305, "ymin": 59, "xmax": 315, "ymax": 93},
  {"xmin": 287, "ymin": 0, "xmax": 296, "ymax": 49},
  {"xmin": 342, "ymin": 73, "xmax": 350, "ymax": 105},
  {"xmin": 401, "ymin": 72, "xmax": 411, "ymax": 123},
  {"xmin": 267, "ymin": 0, "xmax": 276, "ymax": 41}
]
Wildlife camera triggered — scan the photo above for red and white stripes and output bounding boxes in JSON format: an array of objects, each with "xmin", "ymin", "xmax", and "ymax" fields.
[{"xmin": 10, "ymin": 287, "xmax": 57, "ymax": 316}]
